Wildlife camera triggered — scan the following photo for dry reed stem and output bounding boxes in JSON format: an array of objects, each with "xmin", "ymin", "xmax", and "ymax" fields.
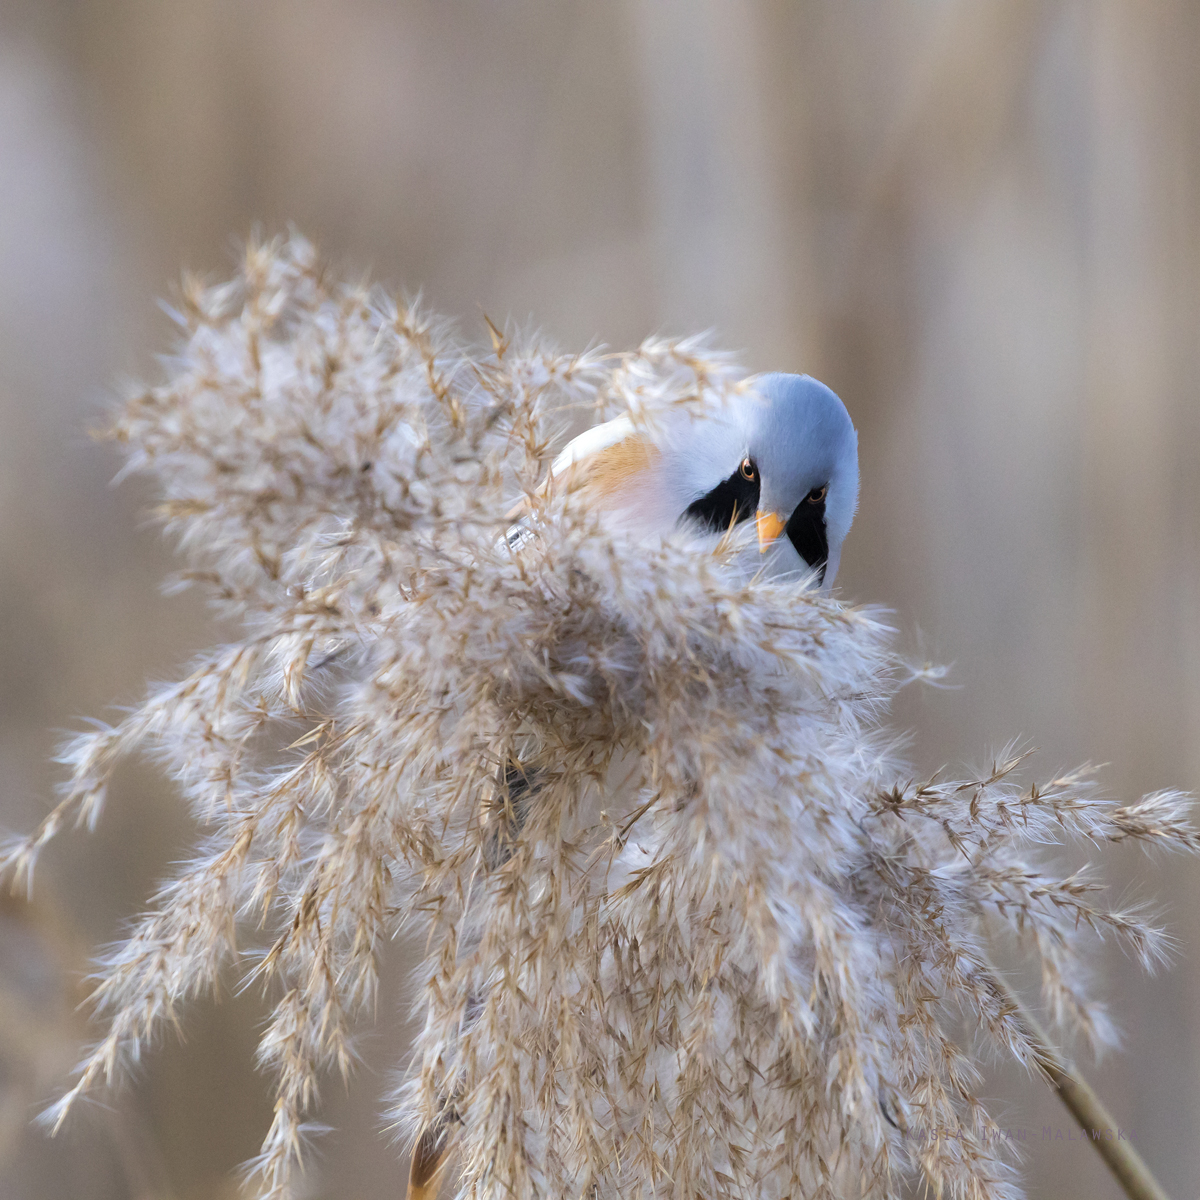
[
  {"xmin": 0, "ymin": 232, "xmax": 1195, "ymax": 1200},
  {"xmin": 985, "ymin": 965, "xmax": 1172, "ymax": 1200}
]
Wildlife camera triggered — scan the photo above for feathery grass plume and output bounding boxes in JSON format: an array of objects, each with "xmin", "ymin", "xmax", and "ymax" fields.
[{"xmin": 4, "ymin": 231, "xmax": 1197, "ymax": 1200}]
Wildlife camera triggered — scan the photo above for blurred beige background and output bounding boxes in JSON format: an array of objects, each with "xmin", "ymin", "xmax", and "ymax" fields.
[{"xmin": 2, "ymin": 2, "xmax": 1199, "ymax": 1198}]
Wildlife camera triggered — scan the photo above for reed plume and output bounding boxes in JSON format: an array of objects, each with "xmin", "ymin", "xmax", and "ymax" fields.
[{"xmin": 4, "ymin": 232, "xmax": 1195, "ymax": 1200}]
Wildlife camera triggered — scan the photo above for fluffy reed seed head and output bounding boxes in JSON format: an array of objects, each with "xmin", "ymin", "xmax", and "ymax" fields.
[{"xmin": 4, "ymin": 232, "xmax": 1197, "ymax": 1200}]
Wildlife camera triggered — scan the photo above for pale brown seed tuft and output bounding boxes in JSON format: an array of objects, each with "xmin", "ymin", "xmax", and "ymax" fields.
[{"xmin": 2, "ymin": 232, "xmax": 1194, "ymax": 1200}]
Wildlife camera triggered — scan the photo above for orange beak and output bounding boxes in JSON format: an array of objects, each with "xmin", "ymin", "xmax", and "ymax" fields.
[{"xmin": 756, "ymin": 509, "xmax": 787, "ymax": 552}]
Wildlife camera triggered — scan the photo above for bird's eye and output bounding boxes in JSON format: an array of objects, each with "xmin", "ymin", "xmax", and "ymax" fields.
[
  {"xmin": 739, "ymin": 458, "xmax": 757, "ymax": 481},
  {"xmin": 807, "ymin": 485, "xmax": 827, "ymax": 504}
]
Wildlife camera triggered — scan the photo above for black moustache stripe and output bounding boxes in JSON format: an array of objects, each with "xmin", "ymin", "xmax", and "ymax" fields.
[
  {"xmin": 682, "ymin": 465, "xmax": 760, "ymax": 532},
  {"xmin": 786, "ymin": 495, "xmax": 828, "ymax": 584}
]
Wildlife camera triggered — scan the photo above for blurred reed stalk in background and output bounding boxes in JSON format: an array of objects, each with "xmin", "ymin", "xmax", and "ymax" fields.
[{"xmin": 2, "ymin": 234, "xmax": 1195, "ymax": 1200}]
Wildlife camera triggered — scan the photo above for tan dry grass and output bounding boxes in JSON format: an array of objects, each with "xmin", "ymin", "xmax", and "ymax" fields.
[{"xmin": 3, "ymin": 233, "xmax": 1195, "ymax": 1200}]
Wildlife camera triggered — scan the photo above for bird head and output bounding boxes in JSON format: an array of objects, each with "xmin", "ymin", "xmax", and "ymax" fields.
[
  {"xmin": 741, "ymin": 373, "xmax": 859, "ymax": 588},
  {"xmin": 544, "ymin": 370, "xmax": 859, "ymax": 591}
]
